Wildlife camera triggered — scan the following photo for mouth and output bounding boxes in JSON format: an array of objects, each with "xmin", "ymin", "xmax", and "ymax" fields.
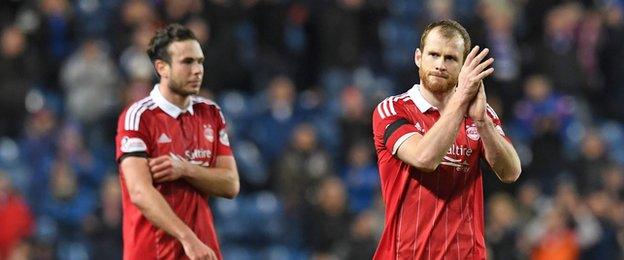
[{"xmin": 429, "ymin": 73, "xmax": 448, "ymax": 79}]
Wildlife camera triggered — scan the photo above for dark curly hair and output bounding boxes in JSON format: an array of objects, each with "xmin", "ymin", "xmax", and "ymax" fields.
[{"xmin": 147, "ymin": 23, "xmax": 197, "ymax": 63}]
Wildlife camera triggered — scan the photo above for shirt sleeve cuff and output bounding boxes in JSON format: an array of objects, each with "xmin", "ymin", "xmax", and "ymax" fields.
[{"xmin": 392, "ymin": 132, "xmax": 417, "ymax": 155}]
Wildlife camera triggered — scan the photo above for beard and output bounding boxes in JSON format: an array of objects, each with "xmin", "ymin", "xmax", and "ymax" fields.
[
  {"xmin": 419, "ymin": 69, "xmax": 457, "ymax": 93},
  {"xmin": 168, "ymin": 78, "xmax": 200, "ymax": 96}
]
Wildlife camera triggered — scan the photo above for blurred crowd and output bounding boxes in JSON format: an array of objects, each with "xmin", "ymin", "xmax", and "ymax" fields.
[{"xmin": 0, "ymin": 0, "xmax": 623, "ymax": 259}]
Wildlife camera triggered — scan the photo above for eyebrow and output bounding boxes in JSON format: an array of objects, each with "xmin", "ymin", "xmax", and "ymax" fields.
[
  {"xmin": 181, "ymin": 57, "xmax": 204, "ymax": 62},
  {"xmin": 428, "ymin": 51, "xmax": 458, "ymax": 60}
]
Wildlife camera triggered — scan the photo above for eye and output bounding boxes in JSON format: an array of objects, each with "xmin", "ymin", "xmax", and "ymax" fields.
[{"xmin": 445, "ymin": 56, "xmax": 457, "ymax": 61}]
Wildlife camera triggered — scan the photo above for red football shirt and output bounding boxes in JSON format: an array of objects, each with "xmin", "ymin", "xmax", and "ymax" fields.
[
  {"xmin": 115, "ymin": 85, "xmax": 232, "ymax": 260},
  {"xmin": 372, "ymin": 85, "xmax": 508, "ymax": 260}
]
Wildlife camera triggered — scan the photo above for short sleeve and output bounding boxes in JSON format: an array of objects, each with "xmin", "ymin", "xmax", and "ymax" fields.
[
  {"xmin": 115, "ymin": 106, "xmax": 152, "ymax": 163},
  {"xmin": 372, "ymin": 98, "xmax": 421, "ymax": 155},
  {"xmin": 215, "ymin": 108, "xmax": 233, "ymax": 156}
]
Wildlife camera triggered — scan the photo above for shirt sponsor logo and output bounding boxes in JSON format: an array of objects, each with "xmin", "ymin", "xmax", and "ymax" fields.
[
  {"xmin": 447, "ymin": 144, "xmax": 473, "ymax": 157},
  {"xmin": 185, "ymin": 149, "xmax": 212, "ymax": 161},
  {"xmin": 441, "ymin": 144, "xmax": 472, "ymax": 172},
  {"xmin": 120, "ymin": 136, "xmax": 147, "ymax": 153}
]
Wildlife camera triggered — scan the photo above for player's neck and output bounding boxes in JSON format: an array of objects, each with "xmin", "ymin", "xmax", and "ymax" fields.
[
  {"xmin": 420, "ymin": 84, "xmax": 453, "ymax": 111},
  {"xmin": 158, "ymin": 83, "xmax": 191, "ymax": 109}
]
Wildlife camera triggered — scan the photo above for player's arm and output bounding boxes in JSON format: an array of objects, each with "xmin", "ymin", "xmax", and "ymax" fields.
[
  {"xmin": 182, "ymin": 155, "xmax": 239, "ymax": 199},
  {"xmin": 395, "ymin": 102, "xmax": 468, "ymax": 172},
  {"xmin": 469, "ymin": 83, "xmax": 521, "ymax": 183},
  {"xmin": 149, "ymin": 155, "xmax": 239, "ymax": 199},
  {"xmin": 121, "ymin": 157, "xmax": 217, "ymax": 259},
  {"xmin": 476, "ymin": 116, "xmax": 521, "ymax": 182},
  {"xmin": 395, "ymin": 46, "xmax": 494, "ymax": 172}
]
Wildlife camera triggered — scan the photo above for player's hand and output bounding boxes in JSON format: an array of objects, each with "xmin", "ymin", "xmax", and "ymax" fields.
[
  {"xmin": 181, "ymin": 235, "xmax": 218, "ymax": 260},
  {"xmin": 148, "ymin": 155, "xmax": 187, "ymax": 183},
  {"xmin": 456, "ymin": 46, "xmax": 494, "ymax": 105},
  {"xmin": 468, "ymin": 81, "xmax": 487, "ymax": 122}
]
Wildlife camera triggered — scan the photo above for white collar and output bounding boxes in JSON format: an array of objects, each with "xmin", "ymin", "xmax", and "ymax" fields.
[
  {"xmin": 407, "ymin": 84, "xmax": 438, "ymax": 113},
  {"xmin": 150, "ymin": 84, "xmax": 195, "ymax": 118}
]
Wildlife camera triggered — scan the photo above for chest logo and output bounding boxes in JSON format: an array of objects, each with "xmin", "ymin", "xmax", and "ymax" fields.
[
  {"xmin": 203, "ymin": 124, "xmax": 214, "ymax": 142},
  {"xmin": 157, "ymin": 133, "xmax": 172, "ymax": 144},
  {"xmin": 466, "ymin": 125, "xmax": 480, "ymax": 141}
]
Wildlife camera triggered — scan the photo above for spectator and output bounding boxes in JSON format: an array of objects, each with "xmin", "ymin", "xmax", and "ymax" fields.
[
  {"xmin": 60, "ymin": 38, "xmax": 120, "ymax": 126},
  {"xmin": 35, "ymin": 0, "xmax": 75, "ymax": 92},
  {"xmin": 306, "ymin": 176, "xmax": 353, "ymax": 259},
  {"xmin": 571, "ymin": 130, "xmax": 610, "ymax": 195},
  {"xmin": 276, "ymin": 122, "xmax": 333, "ymax": 217},
  {"xmin": 0, "ymin": 170, "xmax": 34, "ymax": 259},
  {"xmin": 486, "ymin": 192, "xmax": 521, "ymax": 260},
  {"xmin": 84, "ymin": 174, "xmax": 122, "ymax": 260},
  {"xmin": 40, "ymin": 158, "xmax": 96, "ymax": 252},
  {"xmin": 342, "ymin": 142, "xmax": 378, "ymax": 214},
  {"xmin": 345, "ymin": 210, "xmax": 377, "ymax": 260},
  {"xmin": 584, "ymin": 189, "xmax": 623, "ymax": 259},
  {"xmin": 531, "ymin": 2, "xmax": 585, "ymax": 96},
  {"xmin": 118, "ymin": 23, "xmax": 155, "ymax": 81},
  {"xmin": 0, "ymin": 25, "xmax": 38, "ymax": 138},
  {"xmin": 251, "ymin": 75, "xmax": 302, "ymax": 162},
  {"xmin": 338, "ymin": 86, "xmax": 372, "ymax": 164}
]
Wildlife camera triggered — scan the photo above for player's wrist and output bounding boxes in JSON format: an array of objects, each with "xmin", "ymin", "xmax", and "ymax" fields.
[
  {"xmin": 180, "ymin": 161, "xmax": 195, "ymax": 179},
  {"xmin": 474, "ymin": 116, "xmax": 493, "ymax": 129},
  {"xmin": 444, "ymin": 98, "xmax": 468, "ymax": 117},
  {"xmin": 177, "ymin": 228, "xmax": 198, "ymax": 244},
  {"xmin": 173, "ymin": 159, "xmax": 191, "ymax": 178}
]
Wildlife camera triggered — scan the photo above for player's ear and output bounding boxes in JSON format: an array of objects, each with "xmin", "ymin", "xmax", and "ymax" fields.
[
  {"xmin": 155, "ymin": 59, "xmax": 170, "ymax": 78},
  {"xmin": 415, "ymin": 48, "xmax": 422, "ymax": 68}
]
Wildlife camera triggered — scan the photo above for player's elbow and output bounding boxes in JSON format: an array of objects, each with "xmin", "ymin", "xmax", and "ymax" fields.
[
  {"xmin": 398, "ymin": 152, "xmax": 438, "ymax": 172},
  {"xmin": 222, "ymin": 179, "xmax": 240, "ymax": 199},
  {"xmin": 128, "ymin": 185, "xmax": 150, "ymax": 206},
  {"xmin": 500, "ymin": 168, "xmax": 521, "ymax": 183},
  {"xmin": 410, "ymin": 158, "xmax": 439, "ymax": 173}
]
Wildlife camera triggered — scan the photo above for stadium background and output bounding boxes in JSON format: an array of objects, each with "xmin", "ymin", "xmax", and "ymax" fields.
[{"xmin": 0, "ymin": 0, "xmax": 624, "ymax": 259}]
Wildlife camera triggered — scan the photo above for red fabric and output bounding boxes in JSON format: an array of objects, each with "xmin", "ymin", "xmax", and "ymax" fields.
[
  {"xmin": 372, "ymin": 89, "xmax": 508, "ymax": 260},
  {"xmin": 115, "ymin": 95, "xmax": 231, "ymax": 260},
  {"xmin": 0, "ymin": 194, "xmax": 33, "ymax": 259}
]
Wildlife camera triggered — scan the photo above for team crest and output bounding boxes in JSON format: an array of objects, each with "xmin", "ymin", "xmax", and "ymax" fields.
[
  {"xmin": 466, "ymin": 125, "xmax": 480, "ymax": 141},
  {"xmin": 203, "ymin": 124, "xmax": 214, "ymax": 142}
]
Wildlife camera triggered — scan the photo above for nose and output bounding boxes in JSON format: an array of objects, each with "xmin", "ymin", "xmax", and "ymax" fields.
[
  {"xmin": 434, "ymin": 59, "xmax": 446, "ymax": 72},
  {"xmin": 192, "ymin": 62, "xmax": 203, "ymax": 75}
]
